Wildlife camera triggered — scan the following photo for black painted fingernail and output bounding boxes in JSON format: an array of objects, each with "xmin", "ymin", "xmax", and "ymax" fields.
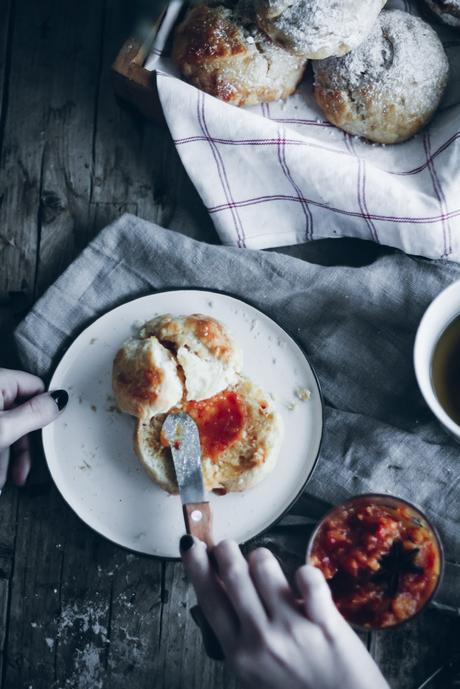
[
  {"xmin": 180, "ymin": 534, "xmax": 194, "ymax": 553},
  {"xmin": 50, "ymin": 389, "xmax": 69, "ymax": 411},
  {"xmin": 190, "ymin": 605, "xmax": 201, "ymax": 627}
]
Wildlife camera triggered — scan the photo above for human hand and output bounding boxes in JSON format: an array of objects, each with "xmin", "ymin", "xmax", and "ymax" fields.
[
  {"xmin": 180, "ymin": 537, "xmax": 390, "ymax": 689},
  {"xmin": 0, "ymin": 368, "xmax": 68, "ymax": 488}
]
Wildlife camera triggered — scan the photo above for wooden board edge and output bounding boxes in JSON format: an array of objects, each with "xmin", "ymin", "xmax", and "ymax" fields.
[{"xmin": 111, "ymin": 36, "xmax": 165, "ymax": 124}]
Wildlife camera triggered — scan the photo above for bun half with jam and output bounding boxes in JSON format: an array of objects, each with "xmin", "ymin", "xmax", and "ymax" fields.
[{"xmin": 134, "ymin": 376, "xmax": 283, "ymax": 494}]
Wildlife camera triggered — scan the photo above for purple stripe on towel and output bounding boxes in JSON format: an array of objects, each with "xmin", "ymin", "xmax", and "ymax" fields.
[
  {"xmin": 196, "ymin": 91, "xmax": 246, "ymax": 247},
  {"xmin": 277, "ymin": 127, "xmax": 312, "ymax": 241},
  {"xmin": 423, "ymin": 130, "xmax": 452, "ymax": 257},
  {"xmin": 208, "ymin": 193, "xmax": 460, "ymax": 226}
]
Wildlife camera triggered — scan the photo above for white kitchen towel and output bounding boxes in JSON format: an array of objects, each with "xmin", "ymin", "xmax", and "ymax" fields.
[{"xmin": 154, "ymin": 0, "xmax": 460, "ymax": 259}]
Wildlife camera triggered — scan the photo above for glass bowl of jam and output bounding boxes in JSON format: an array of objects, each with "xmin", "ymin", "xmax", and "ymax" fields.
[{"xmin": 306, "ymin": 494, "xmax": 443, "ymax": 630}]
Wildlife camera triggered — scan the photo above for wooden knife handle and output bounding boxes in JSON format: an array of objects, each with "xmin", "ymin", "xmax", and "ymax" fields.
[{"xmin": 183, "ymin": 502, "xmax": 214, "ymax": 549}]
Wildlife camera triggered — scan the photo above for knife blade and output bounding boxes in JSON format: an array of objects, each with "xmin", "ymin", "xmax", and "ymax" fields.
[{"xmin": 162, "ymin": 412, "xmax": 214, "ymax": 548}]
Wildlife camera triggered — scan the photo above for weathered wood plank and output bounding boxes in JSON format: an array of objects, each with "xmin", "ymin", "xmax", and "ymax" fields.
[
  {"xmin": 371, "ymin": 608, "xmax": 460, "ymax": 689},
  {"xmin": 157, "ymin": 560, "xmax": 241, "ymax": 689},
  {"xmin": 87, "ymin": 201, "xmax": 138, "ymax": 247},
  {"xmin": 90, "ymin": 0, "xmax": 159, "ymax": 211},
  {"xmin": 0, "ymin": 0, "xmax": 49, "ymax": 297},
  {"xmin": 103, "ymin": 552, "xmax": 163, "ymax": 689},
  {"xmin": 0, "ymin": 578, "xmax": 9, "ymax": 687},
  {"xmin": 0, "ymin": 0, "xmax": 13, "ymax": 155},
  {"xmin": 92, "ymin": 0, "xmax": 216, "ymax": 244},
  {"xmin": 53, "ymin": 523, "xmax": 120, "ymax": 689},
  {"xmin": 0, "ymin": 483, "xmax": 19, "ymax": 688},
  {"xmin": 0, "ymin": 0, "xmax": 28, "ymax": 659},
  {"xmin": 33, "ymin": 0, "xmax": 106, "ymax": 295},
  {"xmin": 3, "ymin": 478, "xmax": 69, "ymax": 688}
]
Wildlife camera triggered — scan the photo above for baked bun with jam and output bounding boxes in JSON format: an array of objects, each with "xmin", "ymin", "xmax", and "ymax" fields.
[
  {"xmin": 112, "ymin": 314, "xmax": 283, "ymax": 494},
  {"xmin": 172, "ymin": 2, "xmax": 307, "ymax": 106},
  {"xmin": 135, "ymin": 377, "xmax": 283, "ymax": 494},
  {"xmin": 313, "ymin": 9, "xmax": 449, "ymax": 144}
]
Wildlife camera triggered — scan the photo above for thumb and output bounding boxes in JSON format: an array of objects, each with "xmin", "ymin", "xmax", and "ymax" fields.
[{"xmin": 0, "ymin": 390, "xmax": 68, "ymax": 448}]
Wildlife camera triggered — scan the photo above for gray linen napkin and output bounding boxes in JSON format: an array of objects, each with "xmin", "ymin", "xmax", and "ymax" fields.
[{"xmin": 15, "ymin": 213, "xmax": 460, "ymax": 607}]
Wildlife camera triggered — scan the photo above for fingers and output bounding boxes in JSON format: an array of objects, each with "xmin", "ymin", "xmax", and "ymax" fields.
[
  {"xmin": 180, "ymin": 536, "xmax": 238, "ymax": 650},
  {"xmin": 0, "ymin": 390, "xmax": 68, "ymax": 449},
  {"xmin": 296, "ymin": 565, "xmax": 342, "ymax": 635},
  {"xmin": 0, "ymin": 369, "xmax": 45, "ymax": 410},
  {"xmin": 213, "ymin": 540, "xmax": 267, "ymax": 633},
  {"xmin": 248, "ymin": 547, "xmax": 295, "ymax": 619},
  {"xmin": 190, "ymin": 605, "xmax": 225, "ymax": 660},
  {"xmin": 10, "ymin": 434, "xmax": 31, "ymax": 486}
]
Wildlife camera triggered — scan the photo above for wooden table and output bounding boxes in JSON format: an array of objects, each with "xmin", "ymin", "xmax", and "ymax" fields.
[{"xmin": 0, "ymin": 1, "xmax": 458, "ymax": 687}]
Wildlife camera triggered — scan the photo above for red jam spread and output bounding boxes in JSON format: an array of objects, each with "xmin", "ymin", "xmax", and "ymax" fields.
[
  {"xmin": 309, "ymin": 500, "xmax": 441, "ymax": 629},
  {"xmin": 186, "ymin": 390, "xmax": 246, "ymax": 462}
]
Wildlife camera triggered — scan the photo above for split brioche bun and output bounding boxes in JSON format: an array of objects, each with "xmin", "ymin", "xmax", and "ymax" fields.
[
  {"xmin": 112, "ymin": 336, "xmax": 183, "ymax": 420},
  {"xmin": 139, "ymin": 313, "xmax": 243, "ymax": 401},
  {"xmin": 134, "ymin": 376, "xmax": 283, "ymax": 494}
]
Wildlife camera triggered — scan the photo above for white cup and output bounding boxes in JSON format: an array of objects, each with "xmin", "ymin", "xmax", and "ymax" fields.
[{"xmin": 414, "ymin": 280, "xmax": 460, "ymax": 439}]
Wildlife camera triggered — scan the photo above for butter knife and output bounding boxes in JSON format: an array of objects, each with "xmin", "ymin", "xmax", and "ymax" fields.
[{"xmin": 162, "ymin": 412, "xmax": 214, "ymax": 549}]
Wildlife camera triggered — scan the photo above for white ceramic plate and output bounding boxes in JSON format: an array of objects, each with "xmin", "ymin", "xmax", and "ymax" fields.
[{"xmin": 42, "ymin": 290, "xmax": 323, "ymax": 558}]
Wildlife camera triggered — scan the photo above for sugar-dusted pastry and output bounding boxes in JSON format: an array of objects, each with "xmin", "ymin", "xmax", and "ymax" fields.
[
  {"xmin": 172, "ymin": 3, "xmax": 307, "ymax": 106},
  {"xmin": 313, "ymin": 10, "xmax": 449, "ymax": 144},
  {"xmin": 254, "ymin": 0, "xmax": 387, "ymax": 59}
]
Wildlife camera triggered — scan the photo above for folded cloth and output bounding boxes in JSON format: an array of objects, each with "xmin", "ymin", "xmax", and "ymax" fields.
[
  {"xmin": 155, "ymin": 0, "xmax": 460, "ymax": 259},
  {"xmin": 15, "ymin": 214, "xmax": 460, "ymax": 606}
]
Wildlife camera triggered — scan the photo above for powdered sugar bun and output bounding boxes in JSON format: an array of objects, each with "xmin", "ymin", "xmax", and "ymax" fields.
[
  {"xmin": 254, "ymin": 0, "xmax": 387, "ymax": 59},
  {"xmin": 172, "ymin": 3, "xmax": 307, "ymax": 107},
  {"xmin": 423, "ymin": 0, "xmax": 460, "ymax": 27},
  {"xmin": 313, "ymin": 9, "xmax": 449, "ymax": 144}
]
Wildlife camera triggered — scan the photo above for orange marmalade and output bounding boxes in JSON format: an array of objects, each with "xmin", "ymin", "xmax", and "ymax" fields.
[{"xmin": 309, "ymin": 498, "xmax": 442, "ymax": 629}]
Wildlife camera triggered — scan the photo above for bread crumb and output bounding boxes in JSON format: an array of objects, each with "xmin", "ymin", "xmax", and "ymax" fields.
[
  {"xmin": 295, "ymin": 387, "xmax": 311, "ymax": 401},
  {"xmin": 286, "ymin": 401, "xmax": 296, "ymax": 411}
]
